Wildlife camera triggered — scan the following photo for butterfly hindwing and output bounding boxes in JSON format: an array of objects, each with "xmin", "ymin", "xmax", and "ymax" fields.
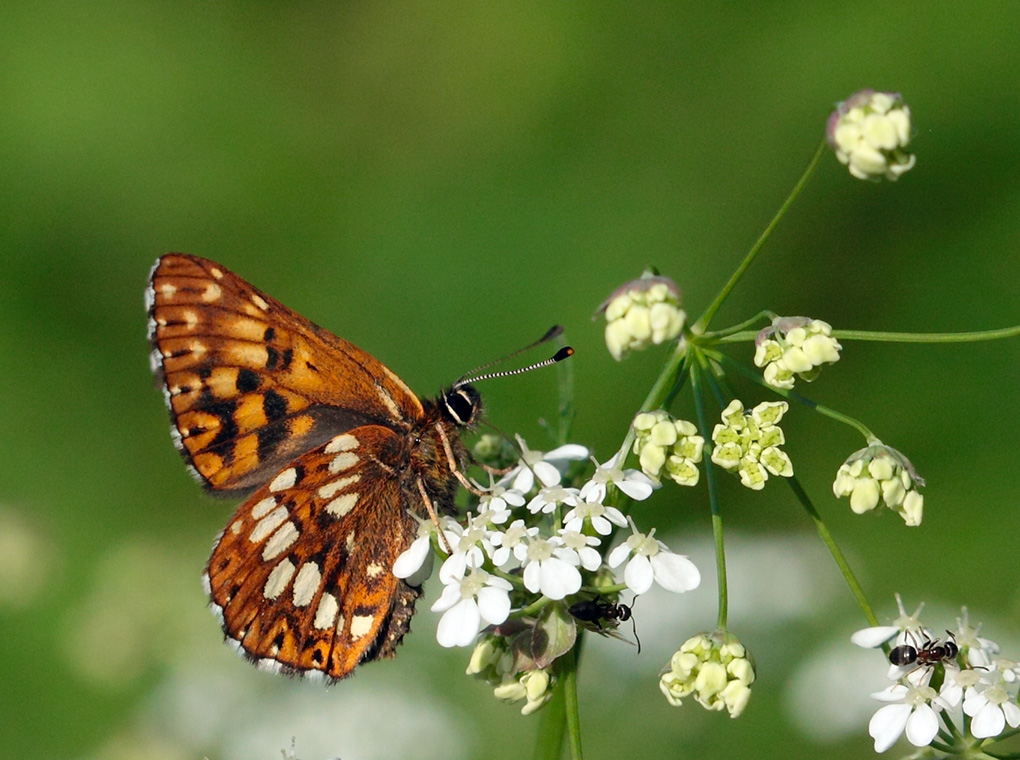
[
  {"xmin": 146, "ymin": 253, "xmax": 425, "ymax": 493},
  {"xmin": 205, "ymin": 424, "xmax": 422, "ymax": 679}
]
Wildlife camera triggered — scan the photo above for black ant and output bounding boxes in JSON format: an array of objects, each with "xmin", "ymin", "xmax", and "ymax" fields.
[
  {"xmin": 568, "ymin": 597, "xmax": 640, "ymax": 653},
  {"xmin": 888, "ymin": 630, "xmax": 959, "ymax": 669}
]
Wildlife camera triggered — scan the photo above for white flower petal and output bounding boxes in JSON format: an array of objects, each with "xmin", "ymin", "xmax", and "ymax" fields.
[
  {"xmin": 436, "ymin": 599, "xmax": 481, "ymax": 648},
  {"xmin": 392, "ymin": 535, "xmax": 430, "ymax": 579},
  {"xmin": 607, "ymin": 543, "xmax": 631, "ymax": 569},
  {"xmin": 617, "ymin": 477, "xmax": 655, "ymax": 501},
  {"xmin": 523, "ymin": 561, "xmax": 542, "ymax": 594},
  {"xmin": 430, "ymin": 582, "xmax": 463, "ymax": 614},
  {"xmin": 904, "ymin": 704, "xmax": 939, "ymax": 747},
  {"xmin": 539, "ymin": 558, "xmax": 582, "ymax": 600},
  {"xmin": 971, "ymin": 702, "xmax": 1006, "ymax": 739},
  {"xmin": 851, "ymin": 626, "xmax": 900, "ymax": 649},
  {"xmin": 546, "ymin": 443, "xmax": 589, "ymax": 462},
  {"xmin": 476, "ymin": 586, "xmax": 511, "ymax": 626},
  {"xmin": 650, "ymin": 552, "xmax": 701, "ymax": 593},
  {"xmin": 533, "ymin": 461, "xmax": 562, "ymax": 487},
  {"xmin": 623, "ymin": 554, "xmax": 654, "ymax": 595},
  {"xmin": 869, "ymin": 703, "xmax": 911, "ymax": 753}
]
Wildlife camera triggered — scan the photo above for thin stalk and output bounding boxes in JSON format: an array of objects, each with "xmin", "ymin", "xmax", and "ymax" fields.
[
  {"xmin": 691, "ymin": 361, "xmax": 728, "ymax": 629},
  {"xmin": 693, "ymin": 140, "xmax": 826, "ymax": 334},
  {"xmin": 617, "ymin": 336, "xmax": 690, "ymax": 460},
  {"xmin": 833, "ymin": 326, "xmax": 1020, "ymax": 343},
  {"xmin": 562, "ymin": 646, "xmax": 583, "ymax": 760},
  {"xmin": 786, "ymin": 475, "xmax": 878, "ymax": 627},
  {"xmin": 533, "ymin": 684, "xmax": 567, "ymax": 760}
]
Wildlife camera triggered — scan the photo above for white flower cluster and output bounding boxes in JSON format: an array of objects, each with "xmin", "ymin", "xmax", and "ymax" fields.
[
  {"xmin": 393, "ymin": 439, "xmax": 701, "ymax": 663},
  {"xmin": 853, "ymin": 598, "xmax": 1019, "ymax": 754},
  {"xmin": 833, "ymin": 443, "xmax": 925, "ymax": 526},
  {"xmin": 710, "ymin": 400, "xmax": 793, "ymax": 490},
  {"xmin": 599, "ymin": 272, "xmax": 685, "ymax": 361},
  {"xmin": 632, "ymin": 410, "xmax": 705, "ymax": 486},
  {"xmin": 827, "ymin": 89, "xmax": 915, "ymax": 181},
  {"xmin": 659, "ymin": 630, "xmax": 755, "ymax": 718},
  {"xmin": 754, "ymin": 317, "xmax": 842, "ymax": 389}
]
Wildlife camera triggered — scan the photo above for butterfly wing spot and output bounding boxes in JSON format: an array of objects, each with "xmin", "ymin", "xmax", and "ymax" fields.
[
  {"xmin": 329, "ymin": 452, "xmax": 359, "ymax": 474},
  {"xmin": 262, "ymin": 521, "xmax": 299, "ymax": 560},
  {"xmin": 325, "ymin": 492, "xmax": 358, "ymax": 518},
  {"xmin": 366, "ymin": 562, "xmax": 384, "ymax": 579},
  {"xmin": 345, "ymin": 531, "xmax": 356, "ymax": 552},
  {"xmin": 325, "ymin": 433, "xmax": 359, "ymax": 453},
  {"xmin": 201, "ymin": 282, "xmax": 222, "ymax": 302},
  {"xmin": 269, "ymin": 467, "xmax": 299, "ymax": 492},
  {"xmin": 263, "ymin": 558, "xmax": 296, "ymax": 600},
  {"xmin": 292, "ymin": 562, "xmax": 322, "ymax": 607},
  {"xmin": 318, "ymin": 474, "xmax": 361, "ymax": 499},
  {"xmin": 229, "ymin": 519, "xmax": 243, "ymax": 536},
  {"xmin": 314, "ymin": 592, "xmax": 339, "ymax": 629},
  {"xmin": 209, "ymin": 266, "xmax": 224, "ymax": 280},
  {"xmin": 349, "ymin": 614, "xmax": 375, "ymax": 642},
  {"xmin": 375, "ymin": 385, "xmax": 402, "ymax": 420},
  {"xmin": 250, "ymin": 496, "xmax": 278, "ymax": 520},
  {"xmin": 251, "ymin": 294, "xmax": 270, "ymax": 311},
  {"xmin": 249, "ymin": 505, "xmax": 288, "ymax": 543}
]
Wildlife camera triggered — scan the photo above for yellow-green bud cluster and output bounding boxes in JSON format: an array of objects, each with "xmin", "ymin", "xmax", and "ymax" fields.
[
  {"xmin": 632, "ymin": 410, "xmax": 704, "ymax": 486},
  {"xmin": 659, "ymin": 630, "xmax": 755, "ymax": 718},
  {"xmin": 754, "ymin": 317, "xmax": 842, "ymax": 389},
  {"xmin": 600, "ymin": 273, "xmax": 685, "ymax": 361},
  {"xmin": 832, "ymin": 444, "xmax": 925, "ymax": 526},
  {"xmin": 466, "ymin": 637, "xmax": 554, "ymax": 716},
  {"xmin": 827, "ymin": 89, "xmax": 915, "ymax": 181},
  {"xmin": 710, "ymin": 400, "xmax": 793, "ymax": 490}
]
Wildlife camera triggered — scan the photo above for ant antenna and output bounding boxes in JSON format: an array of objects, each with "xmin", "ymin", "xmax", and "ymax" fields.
[{"xmin": 454, "ymin": 326, "xmax": 572, "ymax": 388}]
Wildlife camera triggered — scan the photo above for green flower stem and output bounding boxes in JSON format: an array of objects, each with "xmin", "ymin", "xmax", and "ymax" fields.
[
  {"xmin": 786, "ymin": 475, "xmax": 878, "ymax": 627},
  {"xmin": 691, "ymin": 359, "xmax": 729, "ymax": 630},
  {"xmin": 692, "ymin": 140, "xmax": 827, "ymax": 334},
  {"xmin": 562, "ymin": 645, "xmax": 583, "ymax": 760},
  {"xmin": 834, "ymin": 326, "xmax": 1020, "ymax": 343},
  {"xmin": 708, "ymin": 350, "xmax": 876, "ymax": 440},
  {"xmin": 698, "ymin": 311, "xmax": 775, "ymax": 343},
  {"xmin": 533, "ymin": 682, "xmax": 567, "ymax": 760},
  {"xmin": 617, "ymin": 336, "xmax": 691, "ymax": 461},
  {"xmin": 712, "ymin": 324, "xmax": 1020, "ymax": 346}
]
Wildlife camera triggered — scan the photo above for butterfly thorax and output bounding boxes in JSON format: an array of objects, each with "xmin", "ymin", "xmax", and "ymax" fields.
[{"xmin": 407, "ymin": 385, "xmax": 481, "ymax": 515}]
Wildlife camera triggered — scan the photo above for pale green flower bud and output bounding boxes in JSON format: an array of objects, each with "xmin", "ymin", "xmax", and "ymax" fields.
[
  {"xmin": 833, "ymin": 443, "xmax": 925, "ymax": 525},
  {"xmin": 599, "ymin": 272, "xmax": 685, "ymax": 360},
  {"xmin": 711, "ymin": 400, "xmax": 793, "ymax": 490},
  {"xmin": 827, "ymin": 89, "xmax": 915, "ymax": 181},
  {"xmin": 632, "ymin": 410, "xmax": 704, "ymax": 485},
  {"xmin": 494, "ymin": 669, "xmax": 554, "ymax": 715},
  {"xmin": 755, "ymin": 317, "xmax": 842, "ymax": 389},
  {"xmin": 659, "ymin": 630, "xmax": 756, "ymax": 718}
]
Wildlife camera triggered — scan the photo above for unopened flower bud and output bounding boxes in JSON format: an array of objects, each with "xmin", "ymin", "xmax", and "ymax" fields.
[
  {"xmin": 599, "ymin": 272, "xmax": 685, "ymax": 360},
  {"xmin": 827, "ymin": 89, "xmax": 915, "ymax": 181},
  {"xmin": 833, "ymin": 443, "xmax": 925, "ymax": 525}
]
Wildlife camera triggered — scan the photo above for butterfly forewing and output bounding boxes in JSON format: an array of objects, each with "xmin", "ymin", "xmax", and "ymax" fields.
[
  {"xmin": 205, "ymin": 425, "xmax": 421, "ymax": 679},
  {"xmin": 147, "ymin": 254, "xmax": 425, "ymax": 492}
]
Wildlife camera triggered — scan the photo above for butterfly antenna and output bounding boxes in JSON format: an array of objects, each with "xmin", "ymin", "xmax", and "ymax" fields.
[{"xmin": 454, "ymin": 326, "xmax": 572, "ymax": 388}]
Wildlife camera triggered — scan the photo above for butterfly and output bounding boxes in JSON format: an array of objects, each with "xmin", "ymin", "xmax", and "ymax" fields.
[{"xmin": 146, "ymin": 253, "xmax": 488, "ymax": 680}]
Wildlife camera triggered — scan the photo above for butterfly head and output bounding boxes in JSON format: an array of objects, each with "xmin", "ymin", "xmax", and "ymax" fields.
[{"xmin": 442, "ymin": 384, "xmax": 482, "ymax": 427}]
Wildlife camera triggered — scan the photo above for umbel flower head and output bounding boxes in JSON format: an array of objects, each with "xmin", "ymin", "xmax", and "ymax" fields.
[
  {"xmin": 827, "ymin": 89, "xmax": 915, "ymax": 181},
  {"xmin": 832, "ymin": 443, "xmax": 925, "ymax": 526},
  {"xmin": 659, "ymin": 630, "xmax": 756, "ymax": 718},
  {"xmin": 598, "ymin": 271, "xmax": 685, "ymax": 361},
  {"xmin": 710, "ymin": 400, "xmax": 793, "ymax": 490},
  {"xmin": 632, "ymin": 410, "xmax": 704, "ymax": 486},
  {"xmin": 754, "ymin": 316, "xmax": 842, "ymax": 389}
]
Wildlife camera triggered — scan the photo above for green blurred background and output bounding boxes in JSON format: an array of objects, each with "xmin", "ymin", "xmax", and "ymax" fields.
[{"xmin": 2, "ymin": 2, "xmax": 1019, "ymax": 759}]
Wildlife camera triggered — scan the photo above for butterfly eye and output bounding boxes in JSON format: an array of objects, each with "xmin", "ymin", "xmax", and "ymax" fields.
[{"xmin": 443, "ymin": 385, "xmax": 481, "ymax": 427}]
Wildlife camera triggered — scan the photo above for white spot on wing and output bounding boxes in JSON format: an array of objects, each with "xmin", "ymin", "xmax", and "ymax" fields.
[
  {"xmin": 366, "ymin": 562, "xmax": 385, "ymax": 578},
  {"xmin": 269, "ymin": 468, "xmax": 298, "ymax": 492},
  {"xmin": 375, "ymin": 385, "xmax": 402, "ymax": 419},
  {"xmin": 292, "ymin": 562, "xmax": 322, "ymax": 607},
  {"xmin": 328, "ymin": 452, "xmax": 359, "ymax": 474},
  {"xmin": 314, "ymin": 592, "xmax": 339, "ymax": 630},
  {"xmin": 251, "ymin": 496, "xmax": 278, "ymax": 520},
  {"xmin": 325, "ymin": 434, "xmax": 359, "ymax": 453},
  {"xmin": 201, "ymin": 283, "xmax": 222, "ymax": 302},
  {"xmin": 317, "ymin": 474, "xmax": 361, "ymax": 499},
  {"xmin": 325, "ymin": 492, "xmax": 358, "ymax": 518},
  {"xmin": 249, "ymin": 505, "xmax": 288, "ymax": 543},
  {"xmin": 263, "ymin": 558, "xmax": 296, "ymax": 599},
  {"xmin": 210, "ymin": 267, "xmax": 224, "ymax": 280},
  {"xmin": 349, "ymin": 614, "xmax": 375, "ymax": 641},
  {"xmin": 251, "ymin": 294, "xmax": 270, "ymax": 311},
  {"xmin": 345, "ymin": 531, "xmax": 356, "ymax": 551},
  {"xmin": 229, "ymin": 519, "xmax": 243, "ymax": 535},
  {"xmin": 262, "ymin": 521, "xmax": 299, "ymax": 560},
  {"xmin": 159, "ymin": 283, "xmax": 178, "ymax": 299}
]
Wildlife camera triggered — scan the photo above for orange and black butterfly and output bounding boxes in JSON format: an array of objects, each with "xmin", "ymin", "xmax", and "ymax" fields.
[{"xmin": 147, "ymin": 254, "xmax": 494, "ymax": 680}]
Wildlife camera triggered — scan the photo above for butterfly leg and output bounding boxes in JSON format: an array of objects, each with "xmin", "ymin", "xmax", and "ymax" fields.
[
  {"xmin": 434, "ymin": 422, "xmax": 486, "ymax": 497},
  {"xmin": 416, "ymin": 478, "xmax": 455, "ymax": 555}
]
